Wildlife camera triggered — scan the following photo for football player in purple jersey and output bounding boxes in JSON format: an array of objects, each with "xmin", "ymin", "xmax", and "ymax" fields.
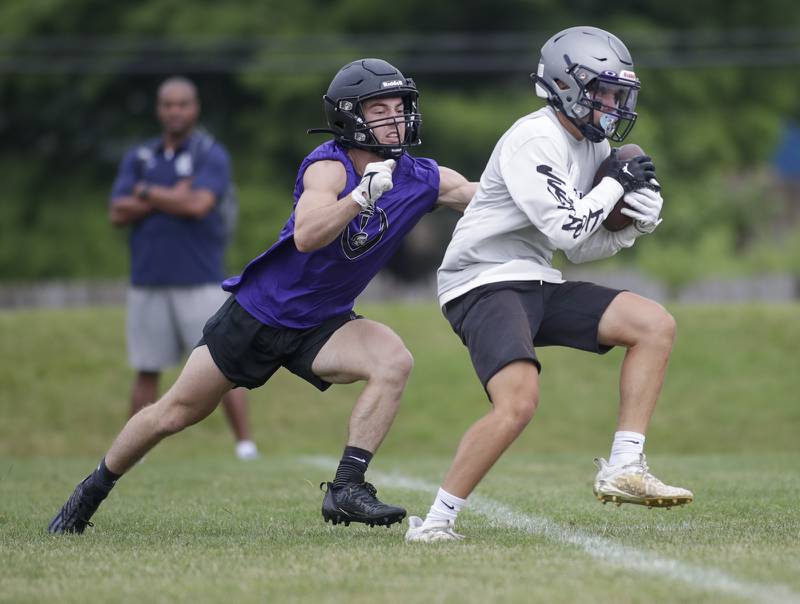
[{"xmin": 48, "ymin": 58, "xmax": 477, "ymax": 534}]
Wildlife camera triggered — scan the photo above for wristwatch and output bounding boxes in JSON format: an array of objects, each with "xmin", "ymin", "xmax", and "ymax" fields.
[{"xmin": 136, "ymin": 183, "xmax": 151, "ymax": 201}]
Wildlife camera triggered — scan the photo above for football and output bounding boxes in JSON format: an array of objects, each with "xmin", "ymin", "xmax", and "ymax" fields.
[{"xmin": 592, "ymin": 143, "xmax": 647, "ymax": 232}]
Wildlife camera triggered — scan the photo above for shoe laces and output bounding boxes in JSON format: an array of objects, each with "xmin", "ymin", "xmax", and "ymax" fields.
[
  {"xmin": 62, "ymin": 481, "xmax": 97, "ymax": 527},
  {"xmin": 321, "ymin": 480, "xmax": 380, "ymax": 502},
  {"xmin": 629, "ymin": 453, "xmax": 650, "ymax": 473},
  {"xmin": 626, "ymin": 454, "xmax": 673, "ymax": 487},
  {"xmin": 426, "ymin": 520, "xmax": 464, "ymax": 540},
  {"xmin": 346, "ymin": 481, "xmax": 379, "ymax": 504}
]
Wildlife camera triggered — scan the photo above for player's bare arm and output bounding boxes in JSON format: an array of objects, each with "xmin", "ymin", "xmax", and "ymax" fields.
[
  {"xmin": 293, "ymin": 159, "xmax": 357, "ymax": 252},
  {"xmin": 436, "ymin": 166, "xmax": 477, "ymax": 212}
]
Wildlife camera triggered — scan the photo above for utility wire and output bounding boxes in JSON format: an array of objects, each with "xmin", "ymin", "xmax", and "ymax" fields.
[{"xmin": 0, "ymin": 30, "xmax": 799, "ymax": 74}]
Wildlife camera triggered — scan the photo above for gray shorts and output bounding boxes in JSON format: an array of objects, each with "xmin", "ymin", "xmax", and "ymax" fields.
[
  {"xmin": 443, "ymin": 280, "xmax": 623, "ymax": 390},
  {"xmin": 127, "ymin": 284, "xmax": 229, "ymax": 371}
]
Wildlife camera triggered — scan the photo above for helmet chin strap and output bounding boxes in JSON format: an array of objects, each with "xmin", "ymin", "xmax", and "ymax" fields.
[
  {"xmin": 377, "ymin": 146, "xmax": 403, "ymax": 160},
  {"xmin": 578, "ymin": 121, "xmax": 606, "ymax": 143},
  {"xmin": 565, "ymin": 111, "xmax": 607, "ymax": 143}
]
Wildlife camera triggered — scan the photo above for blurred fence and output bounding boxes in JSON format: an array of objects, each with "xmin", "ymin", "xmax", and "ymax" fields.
[
  {"xmin": 0, "ymin": 271, "xmax": 797, "ymax": 309},
  {"xmin": 2, "ymin": 29, "xmax": 800, "ymax": 74}
]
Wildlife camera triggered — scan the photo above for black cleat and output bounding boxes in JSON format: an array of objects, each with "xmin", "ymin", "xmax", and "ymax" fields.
[
  {"xmin": 320, "ymin": 481, "xmax": 406, "ymax": 528},
  {"xmin": 48, "ymin": 475, "xmax": 108, "ymax": 534}
]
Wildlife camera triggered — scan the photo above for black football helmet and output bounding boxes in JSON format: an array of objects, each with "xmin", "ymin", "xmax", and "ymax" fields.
[{"xmin": 309, "ymin": 58, "xmax": 422, "ymax": 159}]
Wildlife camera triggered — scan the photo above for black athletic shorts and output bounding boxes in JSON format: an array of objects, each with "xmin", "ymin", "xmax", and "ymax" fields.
[
  {"xmin": 443, "ymin": 280, "xmax": 624, "ymax": 390},
  {"xmin": 197, "ymin": 295, "xmax": 360, "ymax": 391}
]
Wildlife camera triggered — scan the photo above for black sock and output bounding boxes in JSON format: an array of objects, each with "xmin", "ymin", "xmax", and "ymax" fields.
[
  {"xmin": 89, "ymin": 458, "xmax": 121, "ymax": 496},
  {"xmin": 332, "ymin": 446, "xmax": 373, "ymax": 488}
]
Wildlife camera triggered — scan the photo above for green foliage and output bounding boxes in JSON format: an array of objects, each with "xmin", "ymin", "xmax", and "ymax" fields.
[{"xmin": 2, "ymin": 1, "xmax": 800, "ymax": 280}]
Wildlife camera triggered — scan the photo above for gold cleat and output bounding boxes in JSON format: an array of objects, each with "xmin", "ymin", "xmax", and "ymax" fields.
[{"xmin": 593, "ymin": 455, "xmax": 693, "ymax": 509}]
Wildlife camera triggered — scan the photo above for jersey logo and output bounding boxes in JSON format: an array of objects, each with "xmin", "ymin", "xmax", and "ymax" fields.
[
  {"xmin": 536, "ymin": 164, "xmax": 574, "ymax": 211},
  {"xmin": 537, "ymin": 164, "xmax": 603, "ymax": 239},
  {"xmin": 561, "ymin": 209, "xmax": 604, "ymax": 238},
  {"xmin": 340, "ymin": 206, "xmax": 389, "ymax": 260},
  {"xmin": 136, "ymin": 146, "xmax": 157, "ymax": 171},
  {"xmin": 175, "ymin": 152, "xmax": 194, "ymax": 177}
]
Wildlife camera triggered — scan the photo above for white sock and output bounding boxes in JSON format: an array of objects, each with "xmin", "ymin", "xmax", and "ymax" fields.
[
  {"xmin": 235, "ymin": 440, "xmax": 259, "ymax": 460},
  {"xmin": 608, "ymin": 431, "xmax": 645, "ymax": 466},
  {"xmin": 424, "ymin": 488, "xmax": 467, "ymax": 525}
]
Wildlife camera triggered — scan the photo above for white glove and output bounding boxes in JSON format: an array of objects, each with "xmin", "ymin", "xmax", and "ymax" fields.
[
  {"xmin": 350, "ymin": 159, "xmax": 395, "ymax": 213},
  {"xmin": 621, "ymin": 181, "xmax": 663, "ymax": 234}
]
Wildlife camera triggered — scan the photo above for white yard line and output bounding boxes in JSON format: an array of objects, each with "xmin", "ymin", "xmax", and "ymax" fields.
[{"xmin": 304, "ymin": 456, "xmax": 800, "ymax": 604}]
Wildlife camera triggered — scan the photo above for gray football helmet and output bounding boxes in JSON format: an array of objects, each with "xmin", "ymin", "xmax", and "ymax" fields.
[{"xmin": 531, "ymin": 26, "xmax": 640, "ymax": 143}]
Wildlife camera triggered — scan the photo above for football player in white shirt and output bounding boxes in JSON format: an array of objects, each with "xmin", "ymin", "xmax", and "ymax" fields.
[{"xmin": 406, "ymin": 26, "xmax": 693, "ymax": 542}]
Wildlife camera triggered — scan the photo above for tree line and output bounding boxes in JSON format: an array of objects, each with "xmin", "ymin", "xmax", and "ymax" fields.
[{"xmin": 1, "ymin": 0, "xmax": 799, "ymax": 285}]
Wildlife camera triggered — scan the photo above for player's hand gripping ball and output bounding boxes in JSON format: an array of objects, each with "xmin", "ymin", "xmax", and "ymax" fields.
[{"xmin": 593, "ymin": 144, "xmax": 660, "ymax": 231}]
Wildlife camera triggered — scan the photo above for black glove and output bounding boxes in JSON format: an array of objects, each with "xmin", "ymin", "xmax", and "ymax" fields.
[{"xmin": 607, "ymin": 149, "xmax": 657, "ymax": 193}]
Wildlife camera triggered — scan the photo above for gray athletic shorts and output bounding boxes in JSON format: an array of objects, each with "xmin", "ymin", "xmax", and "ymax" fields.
[
  {"xmin": 126, "ymin": 284, "xmax": 229, "ymax": 371},
  {"xmin": 443, "ymin": 280, "xmax": 624, "ymax": 391}
]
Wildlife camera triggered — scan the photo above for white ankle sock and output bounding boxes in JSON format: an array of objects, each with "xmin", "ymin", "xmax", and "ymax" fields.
[
  {"xmin": 608, "ymin": 431, "xmax": 645, "ymax": 466},
  {"xmin": 425, "ymin": 488, "xmax": 467, "ymax": 524},
  {"xmin": 235, "ymin": 440, "xmax": 259, "ymax": 460}
]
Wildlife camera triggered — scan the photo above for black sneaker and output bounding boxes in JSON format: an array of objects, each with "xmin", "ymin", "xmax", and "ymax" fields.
[
  {"xmin": 48, "ymin": 475, "xmax": 108, "ymax": 534},
  {"xmin": 320, "ymin": 481, "xmax": 406, "ymax": 527}
]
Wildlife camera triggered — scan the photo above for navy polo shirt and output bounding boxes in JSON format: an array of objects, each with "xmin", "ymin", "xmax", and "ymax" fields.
[{"xmin": 110, "ymin": 132, "xmax": 231, "ymax": 286}]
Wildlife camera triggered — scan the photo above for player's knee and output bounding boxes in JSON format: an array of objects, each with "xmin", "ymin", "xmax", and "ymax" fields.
[
  {"xmin": 371, "ymin": 344, "xmax": 414, "ymax": 388},
  {"xmin": 155, "ymin": 412, "xmax": 188, "ymax": 437},
  {"xmin": 646, "ymin": 307, "xmax": 677, "ymax": 350},
  {"xmin": 394, "ymin": 346, "xmax": 414, "ymax": 381},
  {"xmin": 626, "ymin": 302, "xmax": 676, "ymax": 351},
  {"xmin": 498, "ymin": 394, "xmax": 539, "ymax": 430},
  {"xmin": 517, "ymin": 396, "xmax": 539, "ymax": 426},
  {"xmin": 154, "ymin": 399, "xmax": 197, "ymax": 436}
]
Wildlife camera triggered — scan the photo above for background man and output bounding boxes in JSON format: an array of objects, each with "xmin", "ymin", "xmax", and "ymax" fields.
[{"xmin": 108, "ymin": 76, "xmax": 258, "ymax": 461}]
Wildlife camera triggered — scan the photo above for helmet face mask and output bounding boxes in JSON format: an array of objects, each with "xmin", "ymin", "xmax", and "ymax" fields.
[
  {"xmin": 321, "ymin": 59, "xmax": 422, "ymax": 159},
  {"xmin": 341, "ymin": 92, "xmax": 421, "ymax": 157},
  {"xmin": 531, "ymin": 26, "xmax": 640, "ymax": 143},
  {"xmin": 570, "ymin": 65, "xmax": 640, "ymax": 143}
]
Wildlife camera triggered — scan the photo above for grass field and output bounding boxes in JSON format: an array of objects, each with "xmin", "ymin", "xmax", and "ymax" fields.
[{"xmin": 1, "ymin": 302, "xmax": 799, "ymax": 603}]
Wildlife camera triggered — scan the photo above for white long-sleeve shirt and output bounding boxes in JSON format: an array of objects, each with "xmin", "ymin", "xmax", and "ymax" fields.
[{"xmin": 437, "ymin": 106, "xmax": 643, "ymax": 307}]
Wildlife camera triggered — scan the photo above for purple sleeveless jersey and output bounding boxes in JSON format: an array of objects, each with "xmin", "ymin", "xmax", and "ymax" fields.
[{"xmin": 222, "ymin": 141, "xmax": 440, "ymax": 328}]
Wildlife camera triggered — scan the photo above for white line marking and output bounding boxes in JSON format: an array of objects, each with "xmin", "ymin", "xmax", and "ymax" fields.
[{"xmin": 304, "ymin": 456, "xmax": 800, "ymax": 604}]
